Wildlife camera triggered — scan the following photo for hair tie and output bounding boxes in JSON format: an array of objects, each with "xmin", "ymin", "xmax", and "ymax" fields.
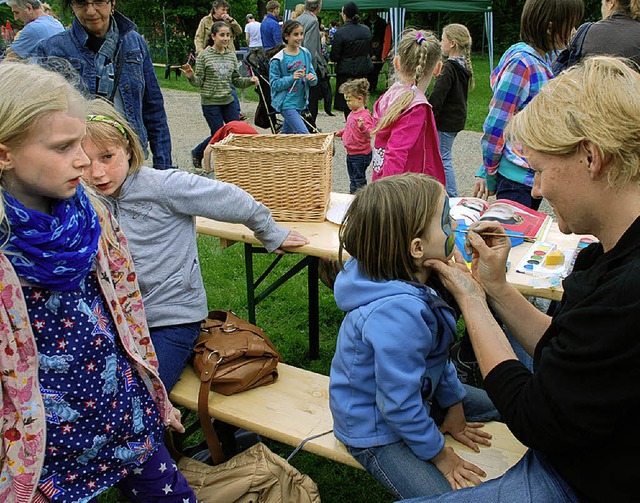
[
  {"xmin": 86, "ymin": 114, "xmax": 128, "ymax": 138},
  {"xmin": 416, "ymin": 32, "xmax": 427, "ymax": 45},
  {"xmin": 410, "ymin": 84, "xmax": 419, "ymax": 91}
]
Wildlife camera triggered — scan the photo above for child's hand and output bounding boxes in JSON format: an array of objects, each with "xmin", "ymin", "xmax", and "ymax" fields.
[
  {"xmin": 439, "ymin": 402, "xmax": 492, "ymax": 452},
  {"xmin": 305, "ymin": 73, "xmax": 317, "ymax": 82},
  {"xmin": 274, "ymin": 230, "xmax": 309, "ymax": 254},
  {"xmin": 181, "ymin": 63, "xmax": 194, "ymax": 78},
  {"xmin": 293, "ymin": 69, "xmax": 305, "ymax": 80},
  {"xmin": 335, "ymin": 129, "xmax": 344, "ymax": 138},
  {"xmin": 166, "ymin": 406, "xmax": 185, "ymax": 433},
  {"xmin": 250, "ymin": 75, "xmax": 259, "ymax": 86},
  {"xmin": 357, "ymin": 117, "xmax": 364, "ymax": 128},
  {"xmin": 432, "ymin": 446, "xmax": 486, "ymax": 489}
]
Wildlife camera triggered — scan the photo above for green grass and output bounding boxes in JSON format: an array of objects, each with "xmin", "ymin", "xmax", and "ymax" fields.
[{"xmin": 155, "ymin": 54, "xmax": 493, "ymax": 133}]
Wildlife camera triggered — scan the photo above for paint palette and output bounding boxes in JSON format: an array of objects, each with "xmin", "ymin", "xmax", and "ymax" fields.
[
  {"xmin": 515, "ymin": 242, "xmax": 576, "ymax": 278},
  {"xmin": 516, "ymin": 238, "xmax": 598, "ymax": 279}
]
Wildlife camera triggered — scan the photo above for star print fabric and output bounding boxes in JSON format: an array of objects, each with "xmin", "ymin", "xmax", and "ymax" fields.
[{"xmin": 24, "ymin": 273, "xmax": 164, "ymax": 502}]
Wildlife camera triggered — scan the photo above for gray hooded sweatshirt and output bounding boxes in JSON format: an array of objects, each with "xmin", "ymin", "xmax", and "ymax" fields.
[{"xmin": 108, "ymin": 166, "xmax": 289, "ymax": 328}]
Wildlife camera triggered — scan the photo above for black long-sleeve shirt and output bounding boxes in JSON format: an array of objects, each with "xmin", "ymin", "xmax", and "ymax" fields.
[{"xmin": 485, "ymin": 216, "xmax": 640, "ymax": 502}]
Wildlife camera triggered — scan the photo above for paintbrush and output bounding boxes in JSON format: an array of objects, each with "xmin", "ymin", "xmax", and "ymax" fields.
[{"xmin": 457, "ymin": 229, "xmax": 537, "ymax": 243}]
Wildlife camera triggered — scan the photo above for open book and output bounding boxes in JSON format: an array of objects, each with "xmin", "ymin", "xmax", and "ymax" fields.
[{"xmin": 449, "ymin": 197, "xmax": 552, "ymax": 240}]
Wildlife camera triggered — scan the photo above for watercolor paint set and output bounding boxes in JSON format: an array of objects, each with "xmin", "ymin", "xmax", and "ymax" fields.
[{"xmin": 515, "ymin": 238, "xmax": 597, "ymax": 279}]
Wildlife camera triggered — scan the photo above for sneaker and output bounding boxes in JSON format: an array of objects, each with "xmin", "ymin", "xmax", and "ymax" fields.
[
  {"xmin": 191, "ymin": 153, "xmax": 202, "ymax": 171},
  {"xmin": 238, "ymin": 113, "xmax": 247, "ymax": 121},
  {"xmin": 450, "ymin": 340, "xmax": 483, "ymax": 388}
]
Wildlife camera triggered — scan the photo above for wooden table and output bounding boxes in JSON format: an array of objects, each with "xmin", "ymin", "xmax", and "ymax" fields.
[{"xmin": 196, "ymin": 193, "xmax": 587, "ymax": 358}]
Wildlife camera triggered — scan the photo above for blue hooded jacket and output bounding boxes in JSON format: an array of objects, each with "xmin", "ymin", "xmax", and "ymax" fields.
[{"xmin": 329, "ymin": 258, "xmax": 466, "ymax": 460}]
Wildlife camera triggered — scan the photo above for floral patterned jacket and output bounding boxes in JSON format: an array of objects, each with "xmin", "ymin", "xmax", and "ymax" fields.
[{"xmin": 0, "ymin": 220, "xmax": 171, "ymax": 503}]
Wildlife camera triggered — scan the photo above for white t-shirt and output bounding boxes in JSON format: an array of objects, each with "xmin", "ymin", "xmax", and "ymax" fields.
[{"xmin": 245, "ymin": 21, "xmax": 263, "ymax": 48}]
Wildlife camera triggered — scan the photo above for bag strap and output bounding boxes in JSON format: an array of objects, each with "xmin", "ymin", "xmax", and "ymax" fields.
[{"xmin": 197, "ymin": 352, "xmax": 226, "ymax": 465}]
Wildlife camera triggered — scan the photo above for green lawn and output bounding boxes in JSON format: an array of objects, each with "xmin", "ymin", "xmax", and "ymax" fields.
[{"xmin": 154, "ymin": 53, "xmax": 493, "ymax": 133}]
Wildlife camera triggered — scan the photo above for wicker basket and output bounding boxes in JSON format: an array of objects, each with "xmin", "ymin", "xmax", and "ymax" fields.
[{"xmin": 212, "ymin": 133, "xmax": 333, "ymax": 222}]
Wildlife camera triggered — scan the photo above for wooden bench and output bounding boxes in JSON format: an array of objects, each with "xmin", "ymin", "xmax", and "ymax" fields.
[
  {"xmin": 170, "ymin": 363, "xmax": 527, "ymax": 480},
  {"xmin": 152, "ymin": 62, "xmax": 182, "ymax": 79}
]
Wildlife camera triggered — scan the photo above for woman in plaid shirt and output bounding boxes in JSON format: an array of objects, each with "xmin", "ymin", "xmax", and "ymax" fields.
[{"xmin": 473, "ymin": 0, "xmax": 584, "ymax": 210}]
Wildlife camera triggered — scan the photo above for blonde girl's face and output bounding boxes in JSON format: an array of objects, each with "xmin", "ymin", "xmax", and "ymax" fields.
[
  {"xmin": 286, "ymin": 26, "xmax": 304, "ymax": 48},
  {"xmin": 212, "ymin": 26, "xmax": 231, "ymax": 49},
  {"xmin": 0, "ymin": 111, "xmax": 89, "ymax": 214},
  {"xmin": 81, "ymin": 136, "xmax": 131, "ymax": 198},
  {"xmin": 441, "ymin": 33, "xmax": 455, "ymax": 57}
]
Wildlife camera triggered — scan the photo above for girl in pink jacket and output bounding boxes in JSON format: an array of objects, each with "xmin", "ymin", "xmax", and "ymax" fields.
[{"xmin": 372, "ymin": 29, "xmax": 445, "ymax": 185}]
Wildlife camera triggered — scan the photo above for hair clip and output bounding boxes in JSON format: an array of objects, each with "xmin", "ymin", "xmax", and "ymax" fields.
[
  {"xmin": 415, "ymin": 32, "xmax": 427, "ymax": 45},
  {"xmin": 87, "ymin": 114, "xmax": 128, "ymax": 138}
]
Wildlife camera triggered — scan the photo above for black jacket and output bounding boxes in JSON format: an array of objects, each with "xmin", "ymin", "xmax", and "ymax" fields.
[
  {"xmin": 330, "ymin": 21, "xmax": 373, "ymax": 78},
  {"xmin": 485, "ymin": 216, "xmax": 640, "ymax": 502},
  {"xmin": 429, "ymin": 58, "xmax": 471, "ymax": 133}
]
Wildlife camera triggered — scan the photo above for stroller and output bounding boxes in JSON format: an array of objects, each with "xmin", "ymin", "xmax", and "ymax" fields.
[
  {"xmin": 243, "ymin": 51, "xmax": 319, "ymax": 134},
  {"xmin": 243, "ymin": 50, "xmax": 282, "ymax": 134}
]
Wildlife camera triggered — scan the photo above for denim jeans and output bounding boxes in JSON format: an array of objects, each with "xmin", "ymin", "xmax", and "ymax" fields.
[
  {"xmin": 280, "ymin": 108, "xmax": 308, "ymax": 134},
  {"xmin": 192, "ymin": 102, "xmax": 239, "ymax": 159},
  {"xmin": 438, "ymin": 131, "xmax": 458, "ymax": 197},
  {"xmin": 401, "ymin": 449, "xmax": 579, "ymax": 503},
  {"xmin": 347, "ymin": 152, "xmax": 372, "ymax": 193},
  {"xmin": 349, "ymin": 385, "xmax": 500, "ymax": 500},
  {"xmin": 231, "ymin": 85, "xmax": 241, "ymax": 114},
  {"xmin": 496, "ymin": 173, "xmax": 542, "ymax": 211},
  {"xmin": 150, "ymin": 321, "xmax": 201, "ymax": 391}
]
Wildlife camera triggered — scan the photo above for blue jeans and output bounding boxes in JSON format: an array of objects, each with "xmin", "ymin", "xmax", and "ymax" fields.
[
  {"xmin": 401, "ymin": 449, "xmax": 579, "ymax": 503},
  {"xmin": 347, "ymin": 152, "xmax": 372, "ymax": 194},
  {"xmin": 495, "ymin": 173, "xmax": 541, "ymax": 211},
  {"xmin": 349, "ymin": 385, "xmax": 500, "ymax": 500},
  {"xmin": 280, "ymin": 108, "xmax": 308, "ymax": 134},
  {"xmin": 231, "ymin": 85, "xmax": 241, "ymax": 114},
  {"xmin": 438, "ymin": 131, "xmax": 458, "ymax": 197},
  {"xmin": 150, "ymin": 322, "xmax": 201, "ymax": 391},
  {"xmin": 192, "ymin": 102, "xmax": 239, "ymax": 159}
]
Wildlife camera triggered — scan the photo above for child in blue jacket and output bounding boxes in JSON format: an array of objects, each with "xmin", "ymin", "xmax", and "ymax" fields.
[{"xmin": 329, "ymin": 174, "xmax": 499, "ymax": 499}]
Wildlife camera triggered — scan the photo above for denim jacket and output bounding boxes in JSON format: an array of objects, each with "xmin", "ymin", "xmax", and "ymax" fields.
[{"xmin": 34, "ymin": 12, "xmax": 173, "ymax": 169}]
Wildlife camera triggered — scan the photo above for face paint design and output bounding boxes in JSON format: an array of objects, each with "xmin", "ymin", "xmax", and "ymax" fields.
[{"xmin": 442, "ymin": 196, "xmax": 455, "ymax": 257}]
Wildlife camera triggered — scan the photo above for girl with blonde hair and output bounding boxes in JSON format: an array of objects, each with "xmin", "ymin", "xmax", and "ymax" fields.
[
  {"xmin": 429, "ymin": 23, "xmax": 475, "ymax": 197},
  {"xmin": 0, "ymin": 62, "xmax": 194, "ymax": 502},
  {"xmin": 371, "ymin": 29, "xmax": 445, "ymax": 184},
  {"xmin": 82, "ymin": 98, "xmax": 307, "ymax": 391},
  {"xmin": 412, "ymin": 56, "xmax": 640, "ymax": 503}
]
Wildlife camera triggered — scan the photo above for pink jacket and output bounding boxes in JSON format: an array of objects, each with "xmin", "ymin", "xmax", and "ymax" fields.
[
  {"xmin": 372, "ymin": 82, "xmax": 445, "ymax": 184},
  {"xmin": 337, "ymin": 108, "xmax": 374, "ymax": 155},
  {"xmin": 0, "ymin": 217, "xmax": 171, "ymax": 503}
]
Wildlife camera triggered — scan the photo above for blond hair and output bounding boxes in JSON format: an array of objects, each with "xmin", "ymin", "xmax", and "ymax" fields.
[
  {"xmin": 507, "ymin": 56, "xmax": 640, "ymax": 189},
  {"xmin": 614, "ymin": 0, "xmax": 640, "ymax": 20},
  {"xmin": 373, "ymin": 29, "xmax": 441, "ymax": 134},
  {"xmin": 339, "ymin": 173, "xmax": 444, "ymax": 281},
  {"xmin": 338, "ymin": 77, "xmax": 370, "ymax": 102},
  {"xmin": 86, "ymin": 98, "xmax": 145, "ymax": 177},
  {"xmin": 0, "ymin": 63, "xmax": 118, "ymax": 247},
  {"xmin": 442, "ymin": 23, "xmax": 475, "ymax": 91}
]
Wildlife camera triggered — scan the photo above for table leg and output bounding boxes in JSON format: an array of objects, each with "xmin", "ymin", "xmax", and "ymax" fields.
[
  {"xmin": 244, "ymin": 243, "xmax": 256, "ymax": 324},
  {"xmin": 308, "ymin": 256, "xmax": 319, "ymax": 360}
]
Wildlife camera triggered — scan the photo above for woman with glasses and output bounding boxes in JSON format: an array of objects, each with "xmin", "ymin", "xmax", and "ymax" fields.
[{"xmin": 34, "ymin": 0, "xmax": 174, "ymax": 170}]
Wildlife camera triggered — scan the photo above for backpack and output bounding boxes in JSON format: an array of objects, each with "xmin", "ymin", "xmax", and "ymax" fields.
[{"xmin": 552, "ymin": 23, "xmax": 593, "ymax": 75}]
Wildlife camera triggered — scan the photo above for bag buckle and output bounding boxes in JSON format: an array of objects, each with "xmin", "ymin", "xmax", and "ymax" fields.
[
  {"xmin": 222, "ymin": 323, "xmax": 237, "ymax": 333},
  {"xmin": 206, "ymin": 350, "xmax": 224, "ymax": 365}
]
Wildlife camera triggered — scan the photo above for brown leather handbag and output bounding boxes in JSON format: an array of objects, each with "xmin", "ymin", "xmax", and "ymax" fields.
[{"xmin": 192, "ymin": 310, "xmax": 283, "ymax": 464}]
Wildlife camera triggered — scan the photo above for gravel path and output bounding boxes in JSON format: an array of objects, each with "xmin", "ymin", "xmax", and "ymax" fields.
[{"xmin": 162, "ymin": 87, "xmax": 551, "ymax": 215}]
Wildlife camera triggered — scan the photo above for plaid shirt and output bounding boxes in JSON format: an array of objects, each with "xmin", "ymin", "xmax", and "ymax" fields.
[{"xmin": 480, "ymin": 43, "xmax": 553, "ymax": 187}]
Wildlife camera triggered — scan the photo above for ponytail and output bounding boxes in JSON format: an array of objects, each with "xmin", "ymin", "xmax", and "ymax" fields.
[
  {"xmin": 628, "ymin": 0, "xmax": 640, "ymax": 20},
  {"xmin": 372, "ymin": 88, "xmax": 415, "ymax": 134}
]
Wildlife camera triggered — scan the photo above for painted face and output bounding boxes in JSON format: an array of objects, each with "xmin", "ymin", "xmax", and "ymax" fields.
[
  {"xmin": 286, "ymin": 26, "xmax": 304, "ymax": 48},
  {"xmin": 72, "ymin": 0, "xmax": 114, "ymax": 38},
  {"xmin": 416, "ymin": 192, "xmax": 457, "ymax": 263},
  {"xmin": 0, "ymin": 111, "xmax": 89, "ymax": 214},
  {"xmin": 81, "ymin": 136, "xmax": 131, "ymax": 198},
  {"xmin": 212, "ymin": 26, "xmax": 231, "ymax": 50}
]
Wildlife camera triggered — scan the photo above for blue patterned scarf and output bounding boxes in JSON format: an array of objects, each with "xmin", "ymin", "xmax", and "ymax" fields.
[{"xmin": 2, "ymin": 185, "xmax": 102, "ymax": 291}]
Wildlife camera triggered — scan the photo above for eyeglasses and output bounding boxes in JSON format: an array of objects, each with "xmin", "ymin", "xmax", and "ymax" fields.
[{"xmin": 72, "ymin": 0, "xmax": 111, "ymax": 8}]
